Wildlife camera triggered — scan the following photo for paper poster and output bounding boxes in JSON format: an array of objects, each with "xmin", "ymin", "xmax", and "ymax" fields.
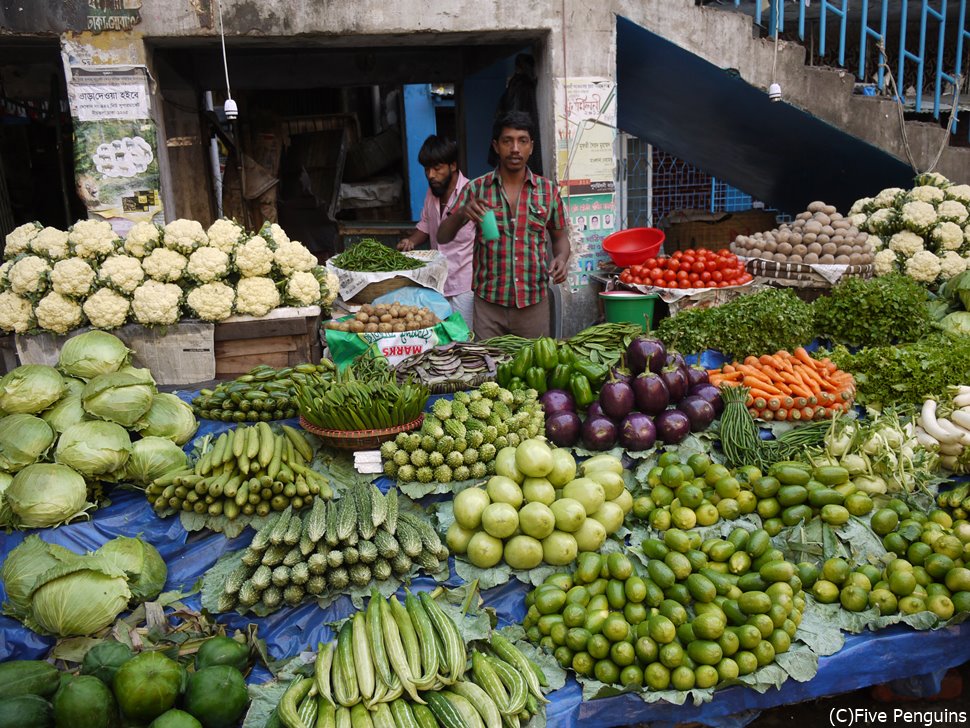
[
  {"xmin": 67, "ymin": 65, "xmax": 150, "ymax": 122},
  {"xmin": 554, "ymin": 78, "xmax": 618, "ymax": 291},
  {"xmin": 73, "ymin": 119, "xmax": 164, "ymax": 233}
]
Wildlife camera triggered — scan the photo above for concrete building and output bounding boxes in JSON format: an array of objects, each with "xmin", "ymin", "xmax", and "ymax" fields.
[{"xmin": 1, "ymin": 1, "xmax": 967, "ymax": 334}]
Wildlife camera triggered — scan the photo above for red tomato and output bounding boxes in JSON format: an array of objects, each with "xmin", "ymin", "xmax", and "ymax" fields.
[
  {"xmin": 663, "ymin": 269, "xmax": 678, "ymax": 282},
  {"xmin": 650, "ymin": 267, "xmax": 664, "ymax": 279},
  {"xmin": 668, "ymin": 259, "xmax": 681, "ymax": 272},
  {"xmin": 711, "ymin": 271, "xmax": 723, "ymax": 282},
  {"xmin": 700, "ymin": 271, "xmax": 712, "ymax": 282},
  {"xmin": 671, "ymin": 250, "xmax": 684, "ymax": 259}
]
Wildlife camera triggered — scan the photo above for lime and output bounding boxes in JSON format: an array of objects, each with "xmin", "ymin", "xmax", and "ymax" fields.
[
  {"xmin": 704, "ymin": 464, "xmax": 731, "ymax": 487},
  {"xmin": 635, "ymin": 636, "xmax": 659, "ymax": 664},
  {"xmin": 715, "ymin": 477, "xmax": 741, "ymax": 500},
  {"xmin": 671, "ymin": 506, "xmax": 698, "ymax": 530},
  {"xmin": 897, "ymin": 595, "xmax": 926, "ymax": 615},
  {"xmin": 735, "ymin": 651, "xmax": 758, "ymax": 676},
  {"xmin": 619, "ymin": 664, "xmax": 644, "ymax": 688},
  {"xmin": 844, "ymin": 492, "xmax": 873, "ymax": 516},
  {"xmin": 736, "ymin": 624, "xmax": 762, "ymax": 650},
  {"xmin": 659, "ymin": 642, "xmax": 685, "ymax": 669},
  {"xmin": 870, "ymin": 508, "xmax": 899, "ymax": 536},
  {"xmin": 607, "ymin": 553, "xmax": 634, "ymax": 580},
  {"xmin": 624, "ymin": 602, "xmax": 648, "ymax": 625},
  {"xmin": 566, "ymin": 627, "xmax": 591, "ymax": 652},
  {"xmin": 694, "ymin": 665, "xmax": 719, "ymax": 689},
  {"xmin": 658, "ymin": 451, "xmax": 682, "ymax": 468},
  {"xmin": 840, "ymin": 585, "xmax": 869, "ymax": 612},
  {"xmin": 888, "ymin": 570, "xmax": 917, "ymax": 597},
  {"xmin": 716, "ymin": 657, "xmax": 740, "ymax": 681},
  {"xmin": 647, "ymin": 614, "xmax": 677, "ymax": 644},
  {"xmin": 602, "ymin": 614, "xmax": 630, "ymax": 643},
  {"xmin": 593, "ymin": 659, "xmax": 620, "ymax": 685},
  {"xmin": 687, "ymin": 453, "xmax": 711, "ymax": 476},
  {"xmin": 571, "ymin": 651, "xmax": 594, "ymax": 676},
  {"xmin": 610, "ymin": 640, "xmax": 636, "ymax": 667},
  {"xmin": 632, "ymin": 496, "xmax": 655, "ymax": 519},
  {"xmin": 718, "ymin": 629, "xmax": 740, "ymax": 657},
  {"xmin": 927, "ymin": 594, "xmax": 954, "ymax": 621},
  {"xmin": 651, "ymin": 484, "xmax": 675, "ymax": 507},
  {"xmin": 811, "ymin": 580, "xmax": 840, "ymax": 604},
  {"xmin": 821, "ymin": 557, "xmax": 851, "ymax": 586},
  {"xmin": 661, "ymin": 464, "xmax": 686, "ymax": 489},
  {"xmin": 670, "ymin": 665, "xmax": 696, "ymax": 690},
  {"xmin": 644, "ymin": 662, "xmax": 671, "ymax": 690},
  {"xmin": 587, "ymin": 634, "xmax": 610, "ymax": 660}
]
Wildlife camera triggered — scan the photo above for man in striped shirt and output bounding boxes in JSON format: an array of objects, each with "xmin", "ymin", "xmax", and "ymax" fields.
[{"xmin": 437, "ymin": 110, "xmax": 568, "ymax": 338}]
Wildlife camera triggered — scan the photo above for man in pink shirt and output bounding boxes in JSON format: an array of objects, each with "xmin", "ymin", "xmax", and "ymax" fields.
[{"xmin": 398, "ymin": 136, "xmax": 475, "ymax": 329}]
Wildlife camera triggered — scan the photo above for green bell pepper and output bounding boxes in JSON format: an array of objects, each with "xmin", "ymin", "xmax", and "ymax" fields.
[
  {"xmin": 573, "ymin": 360, "xmax": 609, "ymax": 387},
  {"xmin": 508, "ymin": 376, "xmax": 525, "ymax": 391},
  {"xmin": 525, "ymin": 366, "xmax": 548, "ymax": 394},
  {"xmin": 549, "ymin": 363, "xmax": 573, "ymax": 391},
  {"xmin": 558, "ymin": 345, "xmax": 578, "ymax": 366},
  {"xmin": 570, "ymin": 374, "xmax": 596, "ymax": 408},
  {"xmin": 510, "ymin": 346, "xmax": 534, "ymax": 379},
  {"xmin": 497, "ymin": 361, "xmax": 514, "ymax": 388},
  {"xmin": 533, "ymin": 337, "xmax": 559, "ymax": 370}
]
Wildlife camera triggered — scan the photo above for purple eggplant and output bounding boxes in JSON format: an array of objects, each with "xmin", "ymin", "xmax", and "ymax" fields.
[
  {"xmin": 677, "ymin": 395, "xmax": 717, "ymax": 432},
  {"xmin": 599, "ymin": 379, "xmax": 636, "ymax": 420},
  {"xmin": 581, "ymin": 416, "xmax": 618, "ymax": 451},
  {"xmin": 586, "ymin": 401, "xmax": 608, "ymax": 420},
  {"xmin": 626, "ymin": 336, "xmax": 666, "ymax": 376},
  {"xmin": 686, "ymin": 366, "xmax": 710, "ymax": 389},
  {"xmin": 539, "ymin": 389, "xmax": 576, "ymax": 416},
  {"xmin": 688, "ymin": 383, "xmax": 724, "ymax": 416},
  {"xmin": 632, "ymin": 372, "xmax": 670, "ymax": 415},
  {"xmin": 661, "ymin": 365, "xmax": 689, "ymax": 404},
  {"xmin": 608, "ymin": 366, "xmax": 633, "ymax": 385},
  {"xmin": 619, "ymin": 412, "xmax": 657, "ymax": 451},
  {"xmin": 655, "ymin": 409, "xmax": 691, "ymax": 445},
  {"xmin": 546, "ymin": 411, "xmax": 582, "ymax": 446},
  {"xmin": 665, "ymin": 350, "xmax": 687, "ymax": 372}
]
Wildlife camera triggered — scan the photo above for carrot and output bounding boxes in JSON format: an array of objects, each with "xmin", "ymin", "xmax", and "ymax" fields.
[
  {"xmin": 744, "ymin": 378, "xmax": 782, "ymax": 396},
  {"xmin": 774, "ymin": 408, "xmax": 788, "ymax": 421},
  {"xmin": 743, "ymin": 356, "xmax": 761, "ymax": 367},
  {"xmin": 765, "ymin": 397, "xmax": 782, "ymax": 411},
  {"xmin": 781, "ymin": 396, "xmax": 795, "ymax": 410},
  {"xmin": 747, "ymin": 387, "xmax": 780, "ymax": 402},
  {"xmin": 751, "ymin": 396, "xmax": 767, "ymax": 410},
  {"xmin": 804, "ymin": 406, "xmax": 819, "ymax": 420},
  {"xmin": 793, "ymin": 347, "xmax": 818, "ymax": 369},
  {"xmin": 720, "ymin": 365, "xmax": 736, "ymax": 374},
  {"xmin": 737, "ymin": 364, "xmax": 775, "ymax": 385},
  {"xmin": 759, "ymin": 409, "xmax": 774, "ymax": 421},
  {"xmin": 794, "ymin": 397, "xmax": 808, "ymax": 409}
]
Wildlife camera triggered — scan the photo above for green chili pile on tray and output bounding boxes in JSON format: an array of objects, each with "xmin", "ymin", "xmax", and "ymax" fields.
[{"xmin": 331, "ymin": 238, "xmax": 426, "ymax": 272}]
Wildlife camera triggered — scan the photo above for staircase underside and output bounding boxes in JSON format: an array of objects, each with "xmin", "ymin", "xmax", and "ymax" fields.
[{"xmin": 616, "ymin": 15, "xmax": 921, "ymax": 214}]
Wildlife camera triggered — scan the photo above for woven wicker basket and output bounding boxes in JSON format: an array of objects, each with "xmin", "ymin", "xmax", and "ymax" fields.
[
  {"xmin": 745, "ymin": 258, "xmax": 874, "ymax": 302},
  {"xmin": 299, "ymin": 414, "xmax": 423, "ymax": 450}
]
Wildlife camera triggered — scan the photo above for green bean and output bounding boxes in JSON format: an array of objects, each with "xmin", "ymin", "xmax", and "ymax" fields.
[{"xmin": 331, "ymin": 239, "xmax": 426, "ymax": 272}]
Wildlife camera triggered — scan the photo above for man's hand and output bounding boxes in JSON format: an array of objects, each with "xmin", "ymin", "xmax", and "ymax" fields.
[
  {"xmin": 460, "ymin": 197, "xmax": 488, "ymax": 224},
  {"xmin": 549, "ymin": 253, "xmax": 569, "ymax": 284},
  {"xmin": 397, "ymin": 237, "xmax": 415, "ymax": 252}
]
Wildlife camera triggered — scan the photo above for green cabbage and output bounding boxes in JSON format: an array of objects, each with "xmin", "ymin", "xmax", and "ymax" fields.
[
  {"xmin": 135, "ymin": 393, "xmax": 198, "ymax": 445},
  {"xmin": 82, "ymin": 371, "xmax": 156, "ymax": 428},
  {"xmin": 58, "ymin": 331, "xmax": 131, "ymax": 381},
  {"xmin": 0, "ymin": 535, "xmax": 79, "ymax": 619},
  {"xmin": 5, "ymin": 463, "xmax": 91, "ymax": 528},
  {"xmin": 126, "ymin": 436, "xmax": 188, "ymax": 487},
  {"xmin": 27, "ymin": 557, "xmax": 131, "ymax": 637},
  {"xmin": 941, "ymin": 269, "xmax": 970, "ymax": 311},
  {"xmin": 95, "ymin": 536, "xmax": 167, "ymax": 602},
  {"xmin": 55, "ymin": 421, "xmax": 132, "ymax": 479},
  {"xmin": 42, "ymin": 393, "xmax": 91, "ymax": 434},
  {"xmin": 940, "ymin": 311, "xmax": 970, "ymax": 337},
  {"xmin": 0, "ymin": 365, "xmax": 65, "ymax": 414},
  {"xmin": 0, "ymin": 414, "xmax": 56, "ymax": 472}
]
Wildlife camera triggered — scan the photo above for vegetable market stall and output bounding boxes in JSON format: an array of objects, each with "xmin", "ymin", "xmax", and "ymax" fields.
[{"xmin": 2, "ymin": 408, "xmax": 969, "ymax": 728}]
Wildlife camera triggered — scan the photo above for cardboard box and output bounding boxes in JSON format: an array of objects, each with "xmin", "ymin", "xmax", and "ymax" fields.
[{"xmin": 662, "ymin": 209, "xmax": 779, "ymax": 252}]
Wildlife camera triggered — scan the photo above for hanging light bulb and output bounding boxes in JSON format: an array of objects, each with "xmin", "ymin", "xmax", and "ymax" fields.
[
  {"xmin": 217, "ymin": 0, "xmax": 237, "ymax": 121},
  {"xmin": 768, "ymin": 83, "xmax": 782, "ymax": 102}
]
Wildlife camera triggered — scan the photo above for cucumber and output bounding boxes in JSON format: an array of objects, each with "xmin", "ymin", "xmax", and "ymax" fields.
[{"xmin": 0, "ymin": 661, "xmax": 60, "ymax": 700}]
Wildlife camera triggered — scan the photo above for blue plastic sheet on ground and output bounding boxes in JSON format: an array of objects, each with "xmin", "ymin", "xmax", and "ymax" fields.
[{"xmin": 3, "ymin": 393, "xmax": 970, "ymax": 726}]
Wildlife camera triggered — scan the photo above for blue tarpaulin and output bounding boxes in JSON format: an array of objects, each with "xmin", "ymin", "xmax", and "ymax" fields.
[{"xmin": 2, "ymin": 403, "xmax": 969, "ymax": 727}]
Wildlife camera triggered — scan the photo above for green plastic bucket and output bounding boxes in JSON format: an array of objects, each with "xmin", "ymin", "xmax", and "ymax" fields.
[{"xmin": 599, "ymin": 291, "xmax": 657, "ymax": 331}]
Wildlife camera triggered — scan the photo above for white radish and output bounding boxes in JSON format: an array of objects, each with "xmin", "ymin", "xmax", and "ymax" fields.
[
  {"xmin": 920, "ymin": 400, "xmax": 961, "ymax": 445},
  {"xmin": 952, "ymin": 392, "xmax": 970, "ymax": 408},
  {"xmin": 935, "ymin": 417, "xmax": 970, "ymax": 447},
  {"xmin": 950, "ymin": 408, "xmax": 970, "ymax": 432},
  {"xmin": 938, "ymin": 441, "xmax": 964, "ymax": 456},
  {"xmin": 913, "ymin": 425, "xmax": 939, "ymax": 449},
  {"xmin": 940, "ymin": 455, "xmax": 959, "ymax": 471}
]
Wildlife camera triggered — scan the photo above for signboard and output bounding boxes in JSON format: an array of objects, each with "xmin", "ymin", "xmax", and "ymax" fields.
[
  {"xmin": 554, "ymin": 78, "xmax": 618, "ymax": 292},
  {"xmin": 86, "ymin": 0, "xmax": 144, "ymax": 33},
  {"xmin": 67, "ymin": 66, "xmax": 150, "ymax": 122}
]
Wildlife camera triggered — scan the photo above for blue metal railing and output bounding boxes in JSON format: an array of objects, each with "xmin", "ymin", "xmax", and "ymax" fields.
[{"xmin": 728, "ymin": 1, "xmax": 970, "ymax": 137}]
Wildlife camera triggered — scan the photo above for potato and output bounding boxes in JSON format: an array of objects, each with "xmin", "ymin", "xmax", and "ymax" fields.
[
  {"xmin": 807, "ymin": 200, "xmax": 826, "ymax": 213},
  {"xmin": 365, "ymin": 323, "xmax": 379, "ymax": 332},
  {"xmin": 836, "ymin": 245, "xmax": 853, "ymax": 256},
  {"xmin": 835, "ymin": 255, "xmax": 851, "ymax": 264},
  {"xmin": 817, "ymin": 234, "xmax": 830, "ymax": 244},
  {"xmin": 823, "ymin": 205, "xmax": 837, "ymax": 216},
  {"xmin": 808, "ymin": 242, "xmax": 822, "ymax": 255},
  {"xmin": 831, "ymin": 234, "xmax": 844, "ymax": 245},
  {"xmin": 856, "ymin": 232, "xmax": 868, "ymax": 244},
  {"xmin": 368, "ymin": 316, "xmax": 380, "ymax": 324},
  {"xmin": 789, "ymin": 233, "xmax": 802, "ymax": 245},
  {"xmin": 822, "ymin": 242, "xmax": 838, "ymax": 255},
  {"xmin": 804, "ymin": 220, "xmax": 823, "ymax": 234},
  {"xmin": 847, "ymin": 226, "xmax": 860, "ymax": 237},
  {"xmin": 796, "ymin": 212, "xmax": 812, "ymax": 221},
  {"xmin": 393, "ymin": 323, "xmax": 406, "ymax": 332},
  {"xmin": 789, "ymin": 254, "xmax": 803, "ymax": 263},
  {"xmin": 814, "ymin": 213, "xmax": 831, "ymax": 227},
  {"xmin": 820, "ymin": 254, "xmax": 835, "ymax": 264},
  {"xmin": 349, "ymin": 320, "xmax": 365, "ymax": 332},
  {"xmin": 802, "ymin": 233, "xmax": 817, "ymax": 244},
  {"xmin": 777, "ymin": 242, "xmax": 793, "ymax": 255},
  {"xmin": 821, "ymin": 225, "xmax": 835, "ymax": 236},
  {"xmin": 764, "ymin": 240, "xmax": 777, "ymax": 253},
  {"xmin": 774, "ymin": 252, "xmax": 788, "ymax": 262},
  {"xmin": 832, "ymin": 219, "xmax": 851, "ymax": 230},
  {"xmin": 804, "ymin": 252, "xmax": 820, "ymax": 264},
  {"xmin": 849, "ymin": 253, "xmax": 864, "ymax": 265}
]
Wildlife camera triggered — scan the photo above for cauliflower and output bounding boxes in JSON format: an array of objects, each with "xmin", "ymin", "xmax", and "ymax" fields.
[
  {"xmin": 0, "ymin": 291, "xmax": 35, "ymax": 333},
  {"xmin": 142, "ymin": 247, "xmax": 188, "ymax": 282},
  {"xmin": 929, "ymin": 221, "xmax": 964, "ymax": 251},
  {"xmin": 260, "ymin": 221, "xmax": 289, "ymax": 247},
  {"xmin": 8, "ymin": 255, "xmax": 51, "ymax": 297},
  {"xmin": 868, "ymin": 235, "xmax": 886, "ymax": 251},
  {"xmin": 69, "ymin": 219, "xmax": 119, "ymax": 259},
  {"xmin": 35, "ymin": 291, "xmax": 83, "ymax": 334},
  {"xmin": 900, "ymin": 200, "xmax": 938, "ymax": 232},
  {"xmin": 945, "ymin": 184, "xmax": 970, "ymax": 205},
  {"xmin": 29, "ymin": 227, "xmax": 70, "ymax": 260},
  {"xmin": 82, "ymin": 288, "xmax": 130, "ymax": 329},
  {"xmin": 888, "ymin": 230, "xmax": 924, "ymax": 257},
  {"xmin": 864, "ymin": 208, "xmax": 897, "ymax": 235},
  {"xmin": 848, "ymin": 213, "xmax": 868, "ymax": 229},
  {"xmin": 914, "ymin": 171, "xmax": 950, "ymax": 188},
  {"xmin": 848, "ymin": 198, "xmax": 871, "ymax": 216},
  {"xmin": 905, "ymin": 249, "xmax": 942, "ymax": 283},
  {"xmin": 939, "ymin": 251, "xmax": 967, "ymax": 280},
  {"xmin": 4, "ymin": 222, "xmax": 41, "ymax": 259},
  {"xmin": 323, "ymin": 268, "xmax": 339, "ymax": 306},
  {"xmin": 50, "ymin": 258, "xmax": 96, "ymax": 298},
  {"xmin": 162, "ymin": 218, "xmax": 208, "ymax": 254},
  {"xmin": 869, "ymin": 187, "xmax": 905, "ymax": 211},
  {"xmin": 0, "ymin": 260, "xmax": 11, "ymax": 290},
  {"xmin": 274, "ymin": 240, "xmax": 317, "ymax": 276},
  {"xmin": 98, "ymin": 254, "xmax": 145, "ymax": 294},
  {"xmin": 936, "ymin": 199, "xmax": 968, "ymax": 224},
  {"xmin": 131, "ymin": 280, "xmax": 182, "ymax": 325},
  {"xmin": 235, "ymin": 276, "xmax": 280, "ymax": 317},
  {"xmin": 908, "ymin": 185, "xmax": 946, "ymax": 205},
  {"xmin": 234, "ymin": 236, "xmax": 275, "ymax": 277},
  {"xmin": 873, "ymin": 249, "xmax": 898, "ymax": 276},
  {"xmin": 186, "ymin": 281, "xmax": 235, "ymax": 321},
  {"xmin": 124, "ymin": 221, "xmax": 160, "ymax": 257},
  {"xmin": 285, "ymin": 271, "xmax": 321, "ymax": 306},
  {"xmin": 206, "ymin": 218, "xmax": 243, "ymax": 254},
  {"xmin": 186, "ymin": 246, "xmax": 230, "ymax": 283}
]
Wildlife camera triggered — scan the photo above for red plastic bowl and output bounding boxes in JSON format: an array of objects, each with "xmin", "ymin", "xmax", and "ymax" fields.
[{"xmin": 602, "ymin": 227, "xmax": 665, "ymax": 267}]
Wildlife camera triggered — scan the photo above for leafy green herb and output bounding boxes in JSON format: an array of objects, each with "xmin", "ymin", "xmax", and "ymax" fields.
[
  {"xmin": 826, "ymin": 333, "xmax": 970, "ymax": 406},
  {"xmin": 655, "ymin": 288, "xmax": 814, "ymax": 361},
  {"xmin": 813, "ymin": 274, "xmax": 930, "ymax": 347}
]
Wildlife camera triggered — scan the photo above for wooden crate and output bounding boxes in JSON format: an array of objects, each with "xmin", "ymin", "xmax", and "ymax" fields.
[
  {"xmin": 214, "ymin": 307, "xmax": 323, "ymax": 380},
  {"xmin": 662, "ymin": 209, "xmax": 779, "ymax": 252}
]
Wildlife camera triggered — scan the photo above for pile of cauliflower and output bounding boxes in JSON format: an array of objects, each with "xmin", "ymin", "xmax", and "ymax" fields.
[
  {"xmin": 0, "ymin": 218, "xmax": 339, "ymax": 335},
  {"xmin": 849, "ymin": 172, "xmax": 970, "ymax": 286}
]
